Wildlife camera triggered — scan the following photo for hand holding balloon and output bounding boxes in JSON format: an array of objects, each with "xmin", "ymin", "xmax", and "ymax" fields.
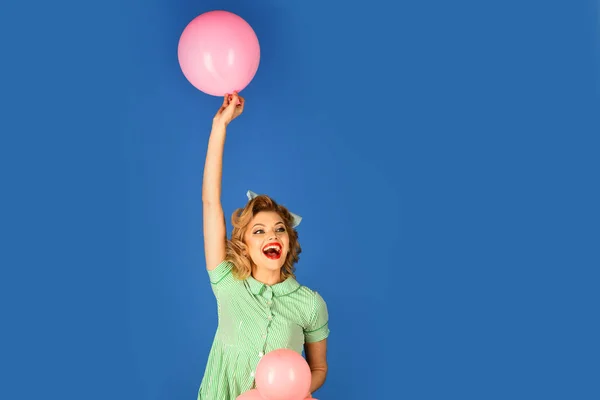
[{"xmin": 213, "ymin": 92, "xmax": 245, "ymax": 127}]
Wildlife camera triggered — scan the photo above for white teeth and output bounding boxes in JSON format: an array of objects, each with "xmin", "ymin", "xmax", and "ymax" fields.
[{"xmin": 263, "ymin": 245, "xmax": 281, "ymax": 253}]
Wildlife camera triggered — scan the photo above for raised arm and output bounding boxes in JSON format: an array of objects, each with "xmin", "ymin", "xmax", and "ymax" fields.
[{"xmin": 202, "ymin": 92, "xmax": 244, "ymax": 271}]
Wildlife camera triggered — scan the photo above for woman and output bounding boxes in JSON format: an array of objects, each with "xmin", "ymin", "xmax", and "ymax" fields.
[{"xmin": 198, "ymin": 92, "xmax": 330, "ymax": 400}]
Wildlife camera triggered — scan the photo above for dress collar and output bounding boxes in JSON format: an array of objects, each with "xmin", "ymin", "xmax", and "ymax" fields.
[{"xmin": 246, "ymin": 275, "xmax": 301, "ymax": 298}]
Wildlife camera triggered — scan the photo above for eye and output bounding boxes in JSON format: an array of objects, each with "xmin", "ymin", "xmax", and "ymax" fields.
[
  {"xmin": 253, "ymin": 229, "xmax": 265, "ymax": 235},
  {"xmin": 276, "ymin": 227, "xmax": 286, "ymax": 232}
]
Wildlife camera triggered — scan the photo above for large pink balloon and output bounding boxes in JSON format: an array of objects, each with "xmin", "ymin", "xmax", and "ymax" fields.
[
  {"xmin": 237, "ymin": 389, "xmax": 265, "ymax": 400},
  {"xmin": 255, "ymin": 349, "xmax": 311, "ymax": 400},
  {"xmin": 177, "ymin": 10, "xmax": 260, "ymax": 96}
]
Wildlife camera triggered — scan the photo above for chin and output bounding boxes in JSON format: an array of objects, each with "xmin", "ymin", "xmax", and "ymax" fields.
[
  {"xmin": 253, "ymin": 255, "xmax": 287, "ymax": 271},
  {"xmin": 264, "ymin": 258, "xmax": 285, "ymax": 270}
]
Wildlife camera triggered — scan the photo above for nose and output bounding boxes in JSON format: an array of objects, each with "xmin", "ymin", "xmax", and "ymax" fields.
[{"xmin": 268, "ymin": 232, "xmax": 279, "ymax": 241}]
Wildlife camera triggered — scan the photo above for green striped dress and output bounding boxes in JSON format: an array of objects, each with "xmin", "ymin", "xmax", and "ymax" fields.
[{"xmin": 197, "ymin": 260, "xmax": 330, "ymax": 400}]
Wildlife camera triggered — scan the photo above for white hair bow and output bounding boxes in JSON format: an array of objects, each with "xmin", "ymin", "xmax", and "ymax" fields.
[{"xmin": 246, "ymin": 190, "xmax": 302, "ymax": 228}]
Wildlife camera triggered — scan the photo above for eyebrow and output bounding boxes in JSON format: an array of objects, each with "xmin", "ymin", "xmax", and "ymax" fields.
[{"xmin": 252, "ymin": 222, "xmax": 285, "ymax": 229}]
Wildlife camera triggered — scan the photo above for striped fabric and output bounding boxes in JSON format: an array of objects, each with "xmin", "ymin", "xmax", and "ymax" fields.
[{"xmin": 197, "ymin": 260, "xmax": 330, "ymax": 400}]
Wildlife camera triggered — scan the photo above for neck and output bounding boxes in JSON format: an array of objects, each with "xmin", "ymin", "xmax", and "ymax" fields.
[{"xmin": 252, "ymin": 266, "xmax": 282, "ymax": 286}]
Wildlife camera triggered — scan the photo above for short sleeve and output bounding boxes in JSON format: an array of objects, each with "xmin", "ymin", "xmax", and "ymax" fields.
[
  {"xmin": 207, "ymin": 260, "xmax": 234, "ymax": 296},
  {"xmin": 304, "ymin": 291, "xmax": 330, "ymax": 343}
]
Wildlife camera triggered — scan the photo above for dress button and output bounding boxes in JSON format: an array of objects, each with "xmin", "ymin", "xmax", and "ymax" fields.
[
  {"xmin": 267, "ymin": 315, "xmax": 272, "ymax": 320},
  {"xmin": 250, "ymin": 371, "xmax": 255, "ymax": 378},
  {"xmin": 259, "ymin": 352, "xmax": 264, "ymax": 357}
]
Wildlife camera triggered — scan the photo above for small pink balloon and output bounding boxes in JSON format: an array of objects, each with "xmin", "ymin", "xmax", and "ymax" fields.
[
  {"xmin": 255, "ymin": 349, "xmax": 311, "ymax": 400},
  {"xmin": 237, "ymin": 389, "xmax": 265, "ymax": 400},
  {"xmin": 178, "ymin": 10, "xmax": 261, "ymax": 96}
]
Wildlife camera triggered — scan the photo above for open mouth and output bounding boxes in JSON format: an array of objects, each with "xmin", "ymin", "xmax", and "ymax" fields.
[{"xmin": 262, "ymin": 242, "xmax": 282, "ymax": 260}]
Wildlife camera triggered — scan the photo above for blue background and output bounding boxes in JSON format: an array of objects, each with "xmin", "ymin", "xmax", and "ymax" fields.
[{"xmin": 2, "ymin": 0, "xmax": 599, "ymax": 399}]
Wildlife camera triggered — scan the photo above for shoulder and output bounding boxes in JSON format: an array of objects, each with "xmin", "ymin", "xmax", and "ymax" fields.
[
  {"xmin": 294, "ymin": 282, "xmax": 328, "ymax": 309},
  {"xmin": 297, "ymin": 283, "xmax": 324, "ymax": 297},
  {"xmin": 208, "ymin": 260, "xmax": 248, "ymax": 285},
  {"xmin": 207, "ymin": 260, "xmax": 234, "ymax": 283}
]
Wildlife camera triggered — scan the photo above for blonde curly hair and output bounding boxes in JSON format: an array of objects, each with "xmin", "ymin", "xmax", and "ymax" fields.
[{"xmin": 226, "ymin": 194, "xmax": 301, "ymax": 280}]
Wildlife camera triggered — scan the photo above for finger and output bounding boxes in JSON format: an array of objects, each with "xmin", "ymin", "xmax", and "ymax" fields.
[
  {"xmin": 221, "ymin": 94, "xmax": 230, "ymax": 108},
  {"xmin": 227, "ymin": 93, "xmax": 240, "ymax": 109},
  {"xmin": 230, "ymin": 92, "xmax": 243, "ymax": 106}
]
